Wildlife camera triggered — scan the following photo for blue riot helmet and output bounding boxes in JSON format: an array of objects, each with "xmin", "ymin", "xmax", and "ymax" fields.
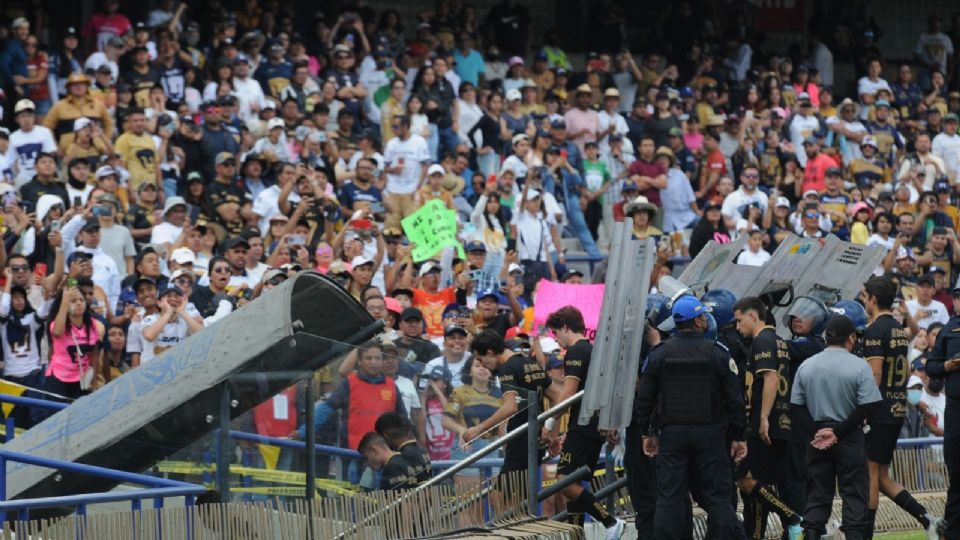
[
  {"xmin": 701, "ymin": 288, "xmax": 738, "ymax": 327},
  {"xmin": 646, "ymin": 293, "xmax": 672, "ymax": 328},
  {"xmin": 830, "ymin": 300, "xmax": 868, "ymax": 333},
  {"xmin": 704, "ymin": 312, "xmax": 718, "ymax": 341},
  {"xmin": 782, "ymin": 296, "xmax": 831, "ymax": 337}
]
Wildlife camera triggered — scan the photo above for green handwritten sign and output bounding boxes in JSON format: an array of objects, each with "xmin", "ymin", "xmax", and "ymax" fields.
[{"xmin": 401, "ymin": 200, "xmax": 465, "ymax": 262}]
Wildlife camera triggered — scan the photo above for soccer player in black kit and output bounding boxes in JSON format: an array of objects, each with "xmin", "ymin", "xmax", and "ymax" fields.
[
  {"xmin": 860, "ymin": 276, "xmax": 939, "ymax": 539},
  {"xmin": 544, "ymin": 306, "xmax": 625, "ymax": 538},
  {"xmin": 732, "ymin": 297, "xmax": 804, "ymax": 540}
]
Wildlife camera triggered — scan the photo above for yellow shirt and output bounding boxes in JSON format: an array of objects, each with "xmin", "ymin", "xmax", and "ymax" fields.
[{"xmin": 113, "ymin": 132, "xmax": 157, "ymax": 190}]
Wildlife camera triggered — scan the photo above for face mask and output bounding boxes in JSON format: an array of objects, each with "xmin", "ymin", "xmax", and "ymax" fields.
[
  {"xmin": 928, "ymin": 379, "xmax": 945, "ymax": 393},
  {"xmin": 907, "ymin": 389, "xmax": 923, "ymax": 406}
]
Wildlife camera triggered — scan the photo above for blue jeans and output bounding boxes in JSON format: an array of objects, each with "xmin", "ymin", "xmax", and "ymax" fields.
[
  {"xmin": 564, "ymin": 197, "xmax": 602, "ymax": 257},
  {"xmin": 426, "ymin": 124, "xmax": 440, "ymax": 161},
  {"xmin": 437, "ymin": 126, "xmax": 459, "ymax": 161},
  {"xmin": 476, "ymin": 152, "xmax": 500, "ymax": 178},
  {"xmin": 163, "ymin": 177, "xmax": 178, "ymax": 200}
]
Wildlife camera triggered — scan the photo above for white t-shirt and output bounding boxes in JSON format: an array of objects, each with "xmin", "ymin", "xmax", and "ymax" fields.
[
  {"xmin": 383, "ymin": 134, "xmax": 430, "ymax": 194},
  {"xmin": 135, "ymin": 304, "xmax": 201, "ymax": 364},
  {"xmin": 396, "ymin": 375, "xmax": 422, "ymax": 416},
  {"xmin": 721, "ymin": 188, "xmax": 768, "ymax": 220},
  {"xmin": 597, "ymin": 110, "xmax": 628, "ymax": 155},
  {"xmin": 232, "ymin": 76, "xmax": 268, "ymax": 121},
  {"xmin": 7, "ymin": 127, "xmax": 57, "ymax": 187},
  {"xmin": 736, "ymin": 248, "xmax": 770, "ymax": 267},
  {"xmin": 421, "ymin": 354, "xmax": 471, "ymax": 389},
  {"xmin": 932, "ymin": 133, "xmax": 960, "ymax": 182},
  {"xmin": 840, "ymin": 120, "xmax": 868, "ymax": 163},
  {"xmin": 252, "ymin": 184, "xmax": 300, "ymax": 233},
  {"xmin": 857, "ymin": 77, "xmax": 891, "ymax": 99},
  {"xmin": 501, "ymin": 154, "xmax": 528, "ymax": 181},
  {"xmin": 512, "ymin": 210, "xmax": 557, "ymax": 262},
  {"xmin": 245, "ymin": 261, "xmax": 270, "ymax": 285},
  {"xmin": 789, "ymin": 115, "xmax": 820, "ymax": 167},
  {"xmin": 905, "ymin": 298, "xmax": 950, "ymax": 330},
  {"xmin": 921, "ymin": 391, "xmax": 946, "ymax": 433},
  {"xmin": 150, "ymin": 221, "xmax": 183, "ymax": 246}
]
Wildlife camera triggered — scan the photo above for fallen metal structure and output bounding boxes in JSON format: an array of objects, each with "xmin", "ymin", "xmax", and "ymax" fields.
[
  {"xmin": 679, "ymin": 235, "xmax": 886, "ymax": 336},
  {"xmin": 4, "ymin": 272, "xmax": 378, "ymax": 502}
]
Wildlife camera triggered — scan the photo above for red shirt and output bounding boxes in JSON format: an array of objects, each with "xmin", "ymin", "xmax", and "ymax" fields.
[
  {"xmin": 700, "ymin": 149, "xmax": 727, "ymax": 201},
  {"xmin": 802, "ymin": 153, "xmax": 837, "ymax": 194},
  {"xmin": 627, "ymin": 158, "xmax": 664, "ymax": 207},
  {"xmin": 83, "ymin": 13, "xmax": 132, "ymax": 52}
]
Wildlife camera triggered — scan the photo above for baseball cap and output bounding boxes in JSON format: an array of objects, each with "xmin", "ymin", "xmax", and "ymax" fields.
[
  {"xmin": 14, "ymin": 99, "xmax": 35, "ymax": 114},
  {"xmin": 826, "ymin": 167, "xmax": 843, "ymax": 177},
  {"xmin": 508, "ymin": 56, "xmax": 524, "ymax": 67},
  {"xmin": 350, "ymin": 255, "xmax": 374, "ymax": 268},
  {"xmin": 907, "ymin": 375, "xmax": 924, "ymax": 388},
  {"xmin": 550, "ymin": 119, "xmax": 566, "ymax": 129},
  {"xmin": 505, "ymin": 88, "xmax": 522, "ymax": 101},
  {"xmin": 897, "ymin": 246, "xmax": 915, "ymax": 261},
  {"xmin": 261, "ymin": 268, "xmax": 287, "ymax": 285},
  {"xmin": 428, "ymin": 365, "xmax": 451, "ymax": 381},
  {"xmin": 401, "ymin": 307, "xmax": 423, "ymax": 321},
  {"xmin": 622, "ymin": 180, "xmax": 639, "ymax": 192},
  {"xmin": 947, "ymin": 113, "xmax": 960, "ymax": 122},
  {"xmin": 170, "ymin": 247, "xmax": 197, "ymax": 265},
  {"xmin": 418, "ymin": 261, "xmax": 441, "ymax": 277},
  {"xmin": 444, "ymin": 325, "xmax": 467, "ymax": 337},
  {"xmin": 935, "ymin": 180, "xmax": 952, "ymax": 193},
  {"xmin": 267, "ymin": 117, "xmax": 285, "ymax": 130},
  {"xmin": 427, "ymin": 164, "xmax": 445, "ymax": 176},
  {"xmin": 912, "ymin": 357, "xmax": 927, "ymax": 371},
  {"xmin": 671, "ymin": 295, "xmax": 711, "ymax": 323},
  {"xmin": 170, "ymin": 268, "xmax": 196, "ymax": 282},
  {"xmin": 930, "ymin": 266, "xmax": 947, "ymax": 275},
  {"xmin": 66, "ymin": 250, "xmax": 94, "ymax": 265},
  {"xmin": 918, "ymin": 274, "xmax": 936, "ymax": 287},
  {"xmin": 546, "ymin": 355, "xmax": 564, "ymax": 370},
  {"xmin": 95, "ymin": 165, "xmax": 117, "ymax": 179},
  {"xmin": 234, "ymin": 54, "xmax": 250, "ymax": 65},
  {"xmin": 775, "ymin": 197, "xmax": 791, "ymax": 209},
  {"xmin": 132, "ymin": 276, "xmax": 158, "ymax": 292},
  {"xmin": 801, "ymin": 136, "xmax": 818, "ymax": 146},
  {"xmin": 667, "ymin": 127, "xmax": 684, "ymax": 138},
  {"xmin": 215, "ymin": 152, "xmax": 236, "ymax": 166},
  {"xmin": 802, "ymin": 189, "xmax": 821, "ymax": 199},
  {"xmin": 223, "ymin": 236, "xmax": 250, "ymax": 251},
  {"xmin": 73, "ymin": 118, "xmax": 92, "ymax": 132},
  {"xmin": 160, "ymin": 283, "xmax": 185, "ymax": 297},
  {"xmin": 163, "ymin": 196, "xmax": 187, "ymax": 214},
  {"xmin": 511, "ymin": 133, "xmax": 529, "ymax": 145},
  {"xmin": 465, "ymin": 241, "xmax": 486, "ymax": 253},
  {"xmin": 476, "ymin": 289, "xmax": 499, "ymax": 302},
  {"xmin": 508, "ymin": 263, "xmax": 525, "ymax": 275},
  {"xmin": 860, "ymin": 136, "xmax": 878, "ymax": 149},
  {"xmin": 80, "ymin": 218, "xmax": 101, "ymax": 231},
  {"xmin": 562, "ymin": 268, "xmax": 584, "ymax": 281}
]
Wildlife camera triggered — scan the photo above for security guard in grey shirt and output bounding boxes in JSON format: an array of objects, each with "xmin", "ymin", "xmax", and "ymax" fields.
[
  {"xmin": 634, "ymin": 295, "xmax": 748, "ymax": 539},
  {"xmin": 791, "ymin": 315, "xmax": 883, "ymax": 540}
]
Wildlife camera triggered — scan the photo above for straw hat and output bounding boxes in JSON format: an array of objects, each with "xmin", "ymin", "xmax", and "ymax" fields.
[{"xmin": 624, "ymin": 195, "xmax": 658, "ymax": 218}]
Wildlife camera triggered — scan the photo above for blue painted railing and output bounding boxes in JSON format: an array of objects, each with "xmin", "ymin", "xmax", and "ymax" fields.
[{"xmin": 0, "ymin": 448, "xmax": 204, "ymax": 532}]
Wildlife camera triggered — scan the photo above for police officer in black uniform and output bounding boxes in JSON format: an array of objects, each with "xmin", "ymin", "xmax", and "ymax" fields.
[
  {"xmin": 779, "ymin": 297, "xmax": 829, "ymax": 537},
  {"xmin": 921, "ymin": 278, "xmax": 960, "ymax": 537},
  {"xmin": 635, "ymin": 295, "xmax": 748, "ymax": 539}
]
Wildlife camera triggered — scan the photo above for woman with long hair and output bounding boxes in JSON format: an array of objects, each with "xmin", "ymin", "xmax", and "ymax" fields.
[
  {"xmin": 46, "ymin": 285, "xmax": 104, "ymax": 402},
  {"xmin": 22, "ymin": 36, "xmax": 51, "ymax": 119},
  {"xmin": 689, "ymin": 200, "xmax": 731, "ymax": 258},
  {"xmin": 0, "ymin": 267, "xmax": 52, "ymax": 427},
  {"xmin": 470, "ymin": 179, "xmax": 510, "ymax": 277},
  {"xmin": 48, "ymin": 28, "xmax": 83, "ymax": 100},
  {"xmin": 467, "ymin": 91, "xmax": 505, "ymax": 177},
  {"xmin": 203, "ymin": 58, "xmax": 234, "ymax": 101}
]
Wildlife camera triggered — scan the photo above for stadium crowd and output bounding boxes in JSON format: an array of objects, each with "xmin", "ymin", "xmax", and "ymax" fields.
[{"xmin": 1, "ymin": 0, "xmax": 960, "ymax": 537}]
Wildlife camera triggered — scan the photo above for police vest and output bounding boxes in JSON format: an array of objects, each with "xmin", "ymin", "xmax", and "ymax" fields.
[
  {"xmin": 658, "ymin": 337, "xmax": 720, "ymax": 425},
  {"xmin": 347, "ymin": 373, "xmax": 397, "ymax": 450}
]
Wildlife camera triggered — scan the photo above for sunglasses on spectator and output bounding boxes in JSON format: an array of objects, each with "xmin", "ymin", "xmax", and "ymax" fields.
[
  {"xmin": 742, "ymin": 173, "xmax": 759, "ymax": 179},
  {"xmin": 212, "ymin": 266, "xmax": 231, "ymax": 274},
  {"xmin": 174, "ymin": 277, "xmax": 194, "ymax": 286},
  {"xmin": 804, "ymin": 212, "xmax": 820, "ymax": 219},
  {"xmin": 9, "ymin": 265, "xmax": 29, "ymax": 272}
]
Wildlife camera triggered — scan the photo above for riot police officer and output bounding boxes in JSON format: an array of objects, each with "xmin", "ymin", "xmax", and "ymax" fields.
[
  {"xmin": 925, "ymin": 280, "xmax": 960, "ymax": 537},
  {"xmin": 780, "ymin": 297, "xmax": 829, "ymax": 536},
  {"xmin": 635, "ymin": 295, "xmax": 748, "ymax": 539}
]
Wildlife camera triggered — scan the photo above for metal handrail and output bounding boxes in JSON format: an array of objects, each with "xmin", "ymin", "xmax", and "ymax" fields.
[
  {"xmin": 0, "ymin": 394, "xmax": 67, "ymax": 411},
  {"xmin": 419, "ymin": 390, "xmax": 584, "ymax": 489},
  {"xmin": 0, "ymin": 448, "xmax": 204, "ymax": 523}
]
